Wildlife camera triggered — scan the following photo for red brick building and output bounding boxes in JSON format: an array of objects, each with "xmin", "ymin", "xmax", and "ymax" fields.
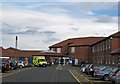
[
  {"xmin": 91, "ymin": 31, "xmax": 120, "ymax": 67},
  {"xmin": 111, "ymin": 48, "xmax": 120, "ymax": 68},
  {"xmin": 0, "ymin": 47, "xmax": 64, "ymax": 64},
  {"xmin": 49, "ymin": 37, "xmax": 104, "ymax": 64}
]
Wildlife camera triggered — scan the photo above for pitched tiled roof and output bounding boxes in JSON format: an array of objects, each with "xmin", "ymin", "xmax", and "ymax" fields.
[
  {"xmin": 49, "ymin": 37, "xmax": 105, "ymax": 47},
  {"xmin": 49, "ymin": 39, "xmax": 69, "ymax": 48},
  {"xmin": 69, "ymin": 37, "xmax": 105, "ymax": 47},
  {"xmin": 110, "ymin": 31, "xmax": 120, "ymax": 37},
  {"xmin": 1, "ymin": 47, "xmax": 64, "ymax": 57},
  {"xmin": 33, "ymin": 52, "xmax": 64, "ymax": 57},
  {"xmin": 111, "ymin": 48, "xmax": 120, "ymax": 55}
]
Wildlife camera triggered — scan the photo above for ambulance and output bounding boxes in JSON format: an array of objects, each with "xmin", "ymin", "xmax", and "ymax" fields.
[{"xmin": 33, "ymin": 56, "xmax": 47, "ymax": 67}]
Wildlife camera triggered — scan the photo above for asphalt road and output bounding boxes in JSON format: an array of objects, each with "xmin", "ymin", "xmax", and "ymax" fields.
[{"xmin": 2, "ymin": 65, "xmax": 78, "ymax": 83}]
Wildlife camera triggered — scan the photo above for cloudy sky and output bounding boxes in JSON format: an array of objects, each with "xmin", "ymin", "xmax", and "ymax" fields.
[{"xmin": 0, "ymin": 0, "xmax": 119, "ymax": 50}]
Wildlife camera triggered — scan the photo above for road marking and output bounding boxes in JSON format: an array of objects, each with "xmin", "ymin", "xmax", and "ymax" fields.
[
  {"xmin": 56, "ymin": 65, "xmax": 62, "ymax": 70},
  {"xmin": 73, "ymin": 70, "xmax": 94, "ymax": 84},
  {"xmin": 69, "ymin": 70, "xmax": 81, "ymax": 84}
]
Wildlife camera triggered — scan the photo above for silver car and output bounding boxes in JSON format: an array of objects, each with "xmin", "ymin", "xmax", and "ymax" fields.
[
  {"xmin": 94, "ymin": 67, "xmax": 114, "ymax": 81},
  {"xmin": 109, "ymin": 68, "xmax": 120, "ymax": 84}
]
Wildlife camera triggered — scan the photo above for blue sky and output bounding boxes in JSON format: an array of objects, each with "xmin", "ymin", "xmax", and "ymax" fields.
[{"xmin": 0, "ymin": 0, "xmax": 119, "ymax": 50}]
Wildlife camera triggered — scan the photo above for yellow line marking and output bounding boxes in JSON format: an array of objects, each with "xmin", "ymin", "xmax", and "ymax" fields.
[
  {"xmin": 73, "ymin": 70, "xmax": 94, "ymax": 84},
  {"xmin": 69, "ymin": 70, "xmax": 81, "ymax": 84}
]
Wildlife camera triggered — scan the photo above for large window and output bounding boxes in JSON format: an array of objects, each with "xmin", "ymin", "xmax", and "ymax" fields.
[
  {"xmin": 92, "ymin": 46, "xmax": 95, "ymax": 53},
  {"xmin": 51, "ymin": 48, "xmax": 54, "ymax": 51},
  {"xmin": 57, "ymin": 48, "xmax": 61, "ymax": 53},
  {"xmin": 71, "ymin": 47, "xmax": 75, "ymax": 53},
  {"xmin": 109, "ymin": 39, "xmax": 111, "ymax": 48}
]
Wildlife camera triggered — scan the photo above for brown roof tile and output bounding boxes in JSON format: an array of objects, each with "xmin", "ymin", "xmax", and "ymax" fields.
[
  {"xmin": 110, "ymin": 31, "xmax": 120, "ymax": 37},
  {"xmin": 111, "ymin": 48, "xmax": 120, "ymax": 55},
  {"xmin": 1, "ymin": 47, "xmax": 64, "ymax": 57},
  {"xmin": 49, "ymin": 37, "xmax": 105, "ymax": 47}
]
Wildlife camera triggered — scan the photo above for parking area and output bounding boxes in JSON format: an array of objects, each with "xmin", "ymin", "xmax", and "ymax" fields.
[
  {"xmin": 69, "ymin": 68, "xmax": 112, "ymax": 84},
  {"xmin": 70, "ymin": 64, "xmax": 120, "ymax": 84}
]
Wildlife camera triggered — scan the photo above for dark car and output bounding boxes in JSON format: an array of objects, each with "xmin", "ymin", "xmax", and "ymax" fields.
[
  {"xmin": 109, "ymin": 68, "xmax": 120, "ymax": 84},
  {"xmin": 0, "ymin": 57, "xmax": 11, "ymax": 72},
  {"xmin": 47, "ymin": 61, "xmax": 52, "ymax": 66},
  {"xmin": 10, "ymin": 60, "xmax": 18, "ymax": 70}
]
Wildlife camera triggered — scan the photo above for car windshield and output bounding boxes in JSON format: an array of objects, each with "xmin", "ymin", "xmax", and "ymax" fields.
[
  {"xmin": 101, "ymin": 67, "xmax": 112, "ymax": 71},
  {"xmin": 18, "ymin": 60, "xmax": 23, "ymax": 63},
  {"xmin": 112, "ymin": 68, "xmax": 119, "ymax": 72},
  {"xmin": 39, "ymin": 59, "xmax": 46, "ymax": 62}
]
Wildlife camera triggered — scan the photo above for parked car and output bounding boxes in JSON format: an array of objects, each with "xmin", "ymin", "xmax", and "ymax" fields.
[
  {"xmin": 84, "ymin": 64, "xmax": 91, "ymax": 73},
  {"xmin": 3, "ymin": 59, "xmax": 11, "ymax": 72},
  {"xmin": 86, "ymin": 64, "xmax": 94, "ymax": 75},
  {"xmin": 93, "ymin": 66, "xmax": 114, "ymax": 81},
  {"xmin": 10, "ymin": 60, "xmax": 18, "ymax": 70},
  {"xmin": 115, "ymin": 75, "xmax": 120, "ymax": 84},
  {"xmin": 17, "ymin": 60, "xmax": 25, "ymax": 68},
  {"xmin": 47, "ymin": 61, "xmax": 52, "ymax": 66},
  {"xmin": 109, "ymin": 68, "xmax": 120, "ymax": 84},
  {"xmin": 24, "ymin": 62, "xmax": 31, "ymax": 67},
  {"xmin": 91, "ymin": 64, "xmax": 106, "ymax": 77},
  {"xmin": 80, "ymin": 64, "xmax": 88, "ymax": 73}
]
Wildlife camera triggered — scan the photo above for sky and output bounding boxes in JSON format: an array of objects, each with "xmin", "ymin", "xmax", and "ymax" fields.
[{"xmin": 0, "ymin": 0, "xmax": 119, "ymax": 50}]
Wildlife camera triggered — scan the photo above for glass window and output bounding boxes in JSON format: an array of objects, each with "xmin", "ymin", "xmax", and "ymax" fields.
[
  {"xmin": 71, "ymin": 47, "xmax": 75, "ymax": 53},
  {"xmin": 117, "ymin": 70, "xmax": 120, "ymax": 75},
  {"xmin": 51, "ymin": 48, "xmax": 54, "ymax": 51},
  {"xmin": 109, "ymin": 39, "xmax": 111, "ymax": 48},
  {"xmin": 112, "ymin": 57, "xmax": 115, "ymax": 64},
  {"xmin": 57, "ymin": 48, "xmax": 61, "ymax": 53},
  {"xmin": 92, "ymin": 46, "xmax": 94, "ymax": 53}
]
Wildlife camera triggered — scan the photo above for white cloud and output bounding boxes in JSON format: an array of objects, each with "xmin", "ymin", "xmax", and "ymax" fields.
[
  {"xmin": 2, "ymin": 0, "xmax": 119, "ymax": 2},
  {"xmin": 1, "ymin": 2, "xmax": 118, "ymax": 49}
]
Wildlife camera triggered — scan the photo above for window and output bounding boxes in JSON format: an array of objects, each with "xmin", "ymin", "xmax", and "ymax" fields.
[
  {"xmin": 105, "ymin": 58, "xmax": 108, "ymax": 64},
  {"xmin": 92, "ymin": 46, "xmax": 95, "ymax": 53},
  {"xmin": 103, "ymin": 43, "xmax": 105, "ymax": 50},
  {"xmin": 51, "ymin": 48, "xmax": 54, "ymax": 51},
  {"xmin": 109, "ymin": 58, "xmax": 111, "ymax": 64},
  {"xmin": 106, "ymin": 40, "xmax": 108, "ymax": 49},
  {"xmin": 112, "ymin": 57, "xmax": 115, "ymax": 64},
  {"xmin": 101, "ymin": 58, "xmax": 102, "ymax": 63},
  {"xmin": 101, "ymin": 43, "xmax": 102, "ymax": 51},
  {"xmin": 109, "ymin": 39, "xmax": 111, "ymax": 48},
  {"xmin": 71, "ymin": 47, "xmax": 75, "ymax": 53},
  {"xmin": 57, "ymin": 48, "xmax": 61, "ymax": 53}
]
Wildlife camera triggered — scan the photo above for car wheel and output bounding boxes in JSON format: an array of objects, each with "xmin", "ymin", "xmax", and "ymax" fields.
[
  {"xmin": 93, "ymin": 72, "xmax": 96, "ymax": 77},
  {"xmin": 19, "ymin": 65, "xmax": 23, "ymax": 68},
  {"xmin": 11, "ymin": 67, "xmax": 14, "ymax": 70},
  {"xmin": 112, "ymin": 81, "xmax": 115, "ymax": 84},
  {"xmin": 103, "ymin": 75, "xmax": 109, "ymax": 81}
]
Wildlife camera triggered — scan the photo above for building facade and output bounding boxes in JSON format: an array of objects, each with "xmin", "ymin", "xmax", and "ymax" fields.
[
  {"xmin": 91, "ymin": 31, "xmax": 120, "ymax": 67},
  {"xmin": 49, "ymin": 37, "xmax": 104, "ymax": 65},
  {"xmin": 0, "ymin": 47, "xmax": 64, "ymax": 64}
]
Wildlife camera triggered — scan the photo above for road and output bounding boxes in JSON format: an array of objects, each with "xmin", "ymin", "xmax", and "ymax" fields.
[
  {"xmin": 1, "ymin": 65, "xmax": 112, "ymax": 84},
  {"xmin": 2, "ymin": 65, "xmax": 79, "ymax": 83}
]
